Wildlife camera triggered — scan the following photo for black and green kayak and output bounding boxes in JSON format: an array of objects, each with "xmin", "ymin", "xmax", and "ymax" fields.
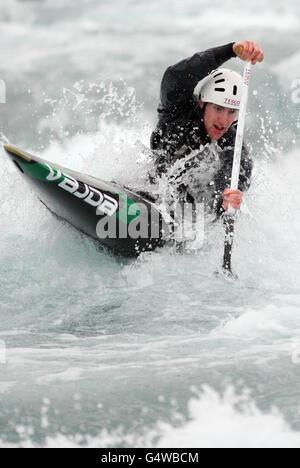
[{"xmin": 4, "ymin": 144, "xmax": 170, "ymax": 257}]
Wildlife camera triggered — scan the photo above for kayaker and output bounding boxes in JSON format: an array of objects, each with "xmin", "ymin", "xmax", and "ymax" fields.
[{"xmin": 150, "ymin": 40, "xmax": 264, "ymax": 215}]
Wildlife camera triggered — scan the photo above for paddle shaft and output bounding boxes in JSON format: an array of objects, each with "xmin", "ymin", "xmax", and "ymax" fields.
[{"xmin": 223, "ymin": 61, "xmax": 252, "ymax": 273}]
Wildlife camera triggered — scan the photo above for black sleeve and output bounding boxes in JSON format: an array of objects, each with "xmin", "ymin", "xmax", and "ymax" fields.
[
  {"xmin": 238, "ymin": 145, "xmax": 253, "ymax": 192},
  {"xmin": 217, "ymin": 144, "xmax": 253, "ymax": 193},
  {"xmin": 160, "ymin": 43, "xmax": 236, "ymax": 110},
  {"xmin": 213, "ymin": 142, "xmax": 253, "ymax": 216}
]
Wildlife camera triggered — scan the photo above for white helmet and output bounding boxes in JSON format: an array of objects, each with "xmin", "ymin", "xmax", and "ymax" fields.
[{"xmin": 199, "ymin": 68, "xmax": 243, "ymax": 110}]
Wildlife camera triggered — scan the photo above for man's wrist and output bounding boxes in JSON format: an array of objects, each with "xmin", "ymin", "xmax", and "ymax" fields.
[{"xmin": 212, "ymin": 43, "xmax": 236, "ymax": 66}]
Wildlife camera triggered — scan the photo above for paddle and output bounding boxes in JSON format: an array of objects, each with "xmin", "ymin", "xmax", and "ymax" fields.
[{"xmin": 222, "ymin": 46, "xmax": 257, "ymax": 280}]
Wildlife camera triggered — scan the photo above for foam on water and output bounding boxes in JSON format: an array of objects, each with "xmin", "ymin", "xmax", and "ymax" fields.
[{"xmin": 1, "ymin": 386, "xmax": 300, "ymax": 448}]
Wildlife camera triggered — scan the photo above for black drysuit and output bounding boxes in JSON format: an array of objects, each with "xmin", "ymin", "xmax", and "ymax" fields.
[{"xmin": 150, "ymin": 43, "xmax": 253, "ymax": 215}]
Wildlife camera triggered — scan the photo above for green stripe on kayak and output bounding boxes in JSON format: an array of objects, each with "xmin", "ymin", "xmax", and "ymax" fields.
[{"xmin": 18, "ymin": 160, "xmax": 65, "ymax": 183}]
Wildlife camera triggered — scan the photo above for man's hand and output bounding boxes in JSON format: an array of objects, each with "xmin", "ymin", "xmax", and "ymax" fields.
[
  {"xmin": 222, "ymin": 188, "xmax": 243, "ymax": 211},
  {"xmin": 233, "ymin": 41, "xmax": 264, "ymax": 64}
]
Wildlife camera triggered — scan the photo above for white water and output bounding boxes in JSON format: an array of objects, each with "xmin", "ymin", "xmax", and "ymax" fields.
[{"xmin": 1, "ymin": 0, "xmax": 300, "ymax": 448}]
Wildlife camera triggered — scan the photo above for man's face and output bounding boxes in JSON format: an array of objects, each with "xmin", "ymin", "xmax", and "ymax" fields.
[{"xmin": 200, "ymin": 99, "xmax": 238, "ymax": 140}]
